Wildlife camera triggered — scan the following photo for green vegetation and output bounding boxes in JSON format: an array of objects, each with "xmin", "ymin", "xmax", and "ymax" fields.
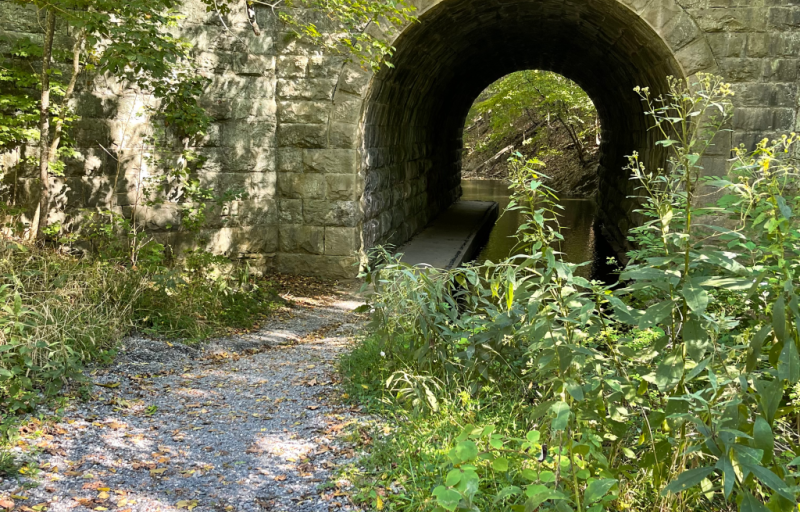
[
  {"xmin": 342, "ymin": 74, "xmax": 800, "ymax": 511},
  {"xmin": 0, "ymin": 240, "xmax": 280, "ymax": 445},
  {"xmin": 463, "ymin": 71, "xmax": 598, "ymax": 186}
]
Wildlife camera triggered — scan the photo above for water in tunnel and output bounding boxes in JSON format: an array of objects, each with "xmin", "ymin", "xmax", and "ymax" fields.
[{"xmin": 359, "ymin": 0, "xmax": 686, "ymax": 256}]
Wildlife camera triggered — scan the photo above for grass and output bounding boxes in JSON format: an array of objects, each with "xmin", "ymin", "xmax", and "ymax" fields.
[{"xmin": 338, "ymin": 334, "xmax": 534, "ymax": 511}]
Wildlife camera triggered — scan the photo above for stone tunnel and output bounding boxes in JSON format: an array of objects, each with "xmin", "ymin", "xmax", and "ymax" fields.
[{"xmin": 1, "ymin": 0, "xmax": 798, "ymax": 277}]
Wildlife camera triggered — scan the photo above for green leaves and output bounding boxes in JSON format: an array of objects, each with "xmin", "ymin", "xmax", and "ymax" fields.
[
  {"xmin": 683, "ymin": 315, "xmax": 710, "ymax": 362},
  {"xmin": 652, "ymin": 351, "xmax": 685, "ymax": 392},
  {"xmin": 682, "ymin": 279, "xmax": 709, "ymax": 313},
  {"xmin": 662, "ymin": 467, "xmax": 716, "ymax": 495},
  {"xmin": 778, "ymin": 340, "xmax": 800, "ymax": 383},
  {"xmin": 432, "ymin": 486, "xmax": 462, "ymax": 512},
  {"xmin": 752, "ymin": 416, "xmax": 774, "ymax": 464},
  {"xmin": 550, "ymin": 402, "xmax": 570, "ymax": 431},
  {"xmin": 584, "ymin": 478, "xmax": 617, "ymax": 504}
]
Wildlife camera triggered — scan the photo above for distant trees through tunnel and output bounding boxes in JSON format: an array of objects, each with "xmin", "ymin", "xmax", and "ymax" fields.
[{"xmin": 461, "ymin": 70, "xmax": 601, "ymax": 198}]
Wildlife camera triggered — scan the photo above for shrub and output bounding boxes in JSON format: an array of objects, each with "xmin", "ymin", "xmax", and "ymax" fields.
[{"xmin": 354, "ymin": 74, "xmax": 800, "ymax": 511}]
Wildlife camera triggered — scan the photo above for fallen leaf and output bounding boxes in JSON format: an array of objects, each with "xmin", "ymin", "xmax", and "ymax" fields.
[
  {"xmin": 149, "ymin": 468, "xmax": 167, "ymax": 477},
  {"xmin": 307, "ymin": 406, "xmax": 319, "ymax": 410},
  {"xmin": 0, "ymin": 498, "xmax": 14, "ymax": 510},
  {"xmin": 96, "ymin": 382, "xmax": 120, "ymax": 389},
  {"xmin": 273, "ymin": 475, "xmax": 287, "ymax": 481},
  {"xmin": 10, "ymin": 495, "xmax": 29, "ymax": 500}
]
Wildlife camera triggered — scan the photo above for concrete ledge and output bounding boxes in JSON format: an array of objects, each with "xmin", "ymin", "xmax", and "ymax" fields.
[{"xmin": 398, "ymin": 200, "xmax": 499, "ymax": 269}]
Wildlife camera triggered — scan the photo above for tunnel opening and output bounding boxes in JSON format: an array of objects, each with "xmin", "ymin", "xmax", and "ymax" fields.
[
  {"xmin": 359, "ymin": 0, "xmax": 687, "ymax": 258},
  {"xmin": 460, "ymin": 69, "xmax": 608, "ymax": 275}
]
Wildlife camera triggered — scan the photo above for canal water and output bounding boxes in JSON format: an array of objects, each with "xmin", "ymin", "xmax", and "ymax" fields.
[{"xmin": 461, "ymin": 179, "xmax": 613, "ymax": 280}]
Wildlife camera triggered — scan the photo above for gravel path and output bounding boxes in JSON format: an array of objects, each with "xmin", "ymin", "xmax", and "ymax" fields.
[{"xmin": 0, "ymin": 284, "xmax": 369, "ymax": 512}]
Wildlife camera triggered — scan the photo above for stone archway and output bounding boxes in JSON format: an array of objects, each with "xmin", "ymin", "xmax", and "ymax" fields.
[{"xmin": 354, "ymin": 0, "xmax": 716, "ymax": 256}]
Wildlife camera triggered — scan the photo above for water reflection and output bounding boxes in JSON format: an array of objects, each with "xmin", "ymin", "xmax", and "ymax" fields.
[{"xmin": 461, "ymin": 179, "xmax": 609, "ymax": 279}]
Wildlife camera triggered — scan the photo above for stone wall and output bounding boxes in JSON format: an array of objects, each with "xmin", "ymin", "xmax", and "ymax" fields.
[{"xmin": 1, "ymin": 0, "xmax": 798, "ymax": 277}]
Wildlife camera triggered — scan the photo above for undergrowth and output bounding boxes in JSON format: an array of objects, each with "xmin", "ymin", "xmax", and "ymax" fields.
[
  {"xmin": 340, "ymin": 74, "xmax": 800, "ymax": 512},
  {"xmin": 0, "ymin": 239, "xmax": 280, "ymax": 453}
]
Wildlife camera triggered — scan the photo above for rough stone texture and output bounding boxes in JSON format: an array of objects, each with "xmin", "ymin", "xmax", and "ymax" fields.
[{"xmin": 1, "ymin": 0, "xmax": 798, "ymax": 277}]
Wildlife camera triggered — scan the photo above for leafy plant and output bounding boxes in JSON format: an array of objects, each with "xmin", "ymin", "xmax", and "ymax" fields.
[{"xmin": 351, "ymin": 74, "xmax": 800, "ymax": 511}]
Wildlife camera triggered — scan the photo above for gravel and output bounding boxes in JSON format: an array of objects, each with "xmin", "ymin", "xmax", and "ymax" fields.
[{"xmin": 0, "ymin": 284, "xmax": 369, "ymax": 512}]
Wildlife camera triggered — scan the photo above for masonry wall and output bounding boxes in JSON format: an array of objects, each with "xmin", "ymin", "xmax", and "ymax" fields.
[{"xmin": 0, "ymin": 0, "xmax": 798, "ymax": 278}]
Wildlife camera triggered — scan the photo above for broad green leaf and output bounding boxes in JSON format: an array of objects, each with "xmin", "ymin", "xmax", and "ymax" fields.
[
  {"xmin": 747, "ymin": 325, "xmax": 772, "ymax": 372},
  {"xmin": 539, "ymin": 471, "xmax": 555, "ymax": 483},
  {"xmin": 493, "ymin": 457, "xmax": 509, "ymax": 472},
  {"xmin": 661, "ymin": 467, "xmax": 715, "ymax": 495},
  {"xmin": 550, "ymin": 402, "xmax": 570, "ymax": 431},
  {"xmin": 638, "ymin": 299, "xmax": 674, "ymax": 329},
  {"xmin": 777, "ymin": 195, "xmax": 793, "ymax": 220},
  {"xmin": 584, "ymin": 478, "xmax": 617, "ymax": 504},
  {"xmin": 738, "ymin": 461, "xmax": 795, "ymax": 501},
  {"xmin": 752, "ymin": 416, "xmax": 774, "ymax": 464},
  {"xmin": 715, "ymin": 455, "xmax": 735, "ymax": 499},
  {"xmin": 564, "ymin": 379, "xmax": 584, "ymax": 401},
  {"xmin": 526, "ymin": 431, "xmax": 541, "ymax": 444},
  {"xmin": 432, "ymin": 486, "xmax": 462, "ymax": 512},
  {"xmin": 778, "ymin": 340, "xmax": 800, "ymax": 383},
  {"xmin": 773, "ymin": 296, "xmax": 786, "ymax": 342},
  {"xmin": 683, "ymin": 315, "xmax": 710, "ymax": 362},
  {"xmin": 452, "ymin": 440, "xmax": 478, "ymax": 463},
  {"xmin": 445, "ymin": 469, "xmax": 462, "ymax": 486},
  {"xmin": 755, "ymin": 379, "xmax": 782, "ymax": 425},
  {"xmin": 654, "ymin": 352, "xmax": 684, "ymax": 392},
  {"xmin": 740, "ymin": 491, "xmax": 770, "ymax": 512},
  {"xmin": 682, "ymin": 280, "xmax": 709, "ymax": 313}
]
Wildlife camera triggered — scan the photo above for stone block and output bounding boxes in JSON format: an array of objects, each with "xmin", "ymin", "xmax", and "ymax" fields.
[
  {"xmin": 324, "ymin": 227, "xmax": 359, "ymax": 256},
  {"xmin": 278, "ymin": 148, "xmax": 303, "ymax": 172},
  {"xmin": 302, "ymin": 149, "xmax": 358, "ymax": 174},
  {"xmin": 331, "ymin": 91, "xmax": 363, "ymax": 124},
  {"xmin": 694, "ymin": 8, "xmax": 767, "ymax": 33},
  {"xmin": 719, "ymin": 58, "xmax": 764, "ymax": 81},
  {"xmin": 277, "ymin": 123, "xmax": 327, "ymax": 148},
  {"xmin": 278, "ymin": 199, "xmax": 303, "ymax": 223},
  {"xmin": 236, "ymin": 199, "xmax": 278, "ymax": 226},
  {"xmin": 308, "ymin": 55, "xmax": 345, "ymax": 78},
  {"xmin": 762, "ymin": 59, "xmax": 798, "ymax": 82},
  {"xmin": 276, "ymin": 78, "xmax": 337, "ymax": 100},
  {"xmin": 707, "ymin": 33, "xmax": 746, "ymax": 58},
  {"xmin": 199, "ymin": 226, "xmax": 279, "ymax": 256},
  {"xmin": 326, "ymin": 174, "xmax": 359, "ymax": 201},
  {"xmin": 277, "ymin": 56, "xmax": 309, "ymax": 78},
  {"xmin": 245, "ymin": 33, "xmax": 274, "ymax": 55},
  {"xmin": 328, "ymin": 122, "xmax": 359, "ymax": 149},
  {"xmin": 277, "ymin": 173, "xmax": 326, "ymax": 199},
  {"xmin": 676, "ymin": 39, "xmax": 717, "ymax": 75},
  {"xmin": 768, "ymin": 7, "xmax": 800, "ymax": 31},
  {"xmin": 279, "ymin": 225, "xmax": 325, "ymax": 254},
  {"xmin": 276, "ymin": 254, "xmax": 359, "ymax": 279},
  {"xmin": 303, "ymin": 200, "xmax": 359, "ymax": 227},
  {"xmin": 278, "ymin": 101, "xmax": 330, "ymax": 124},
  {"xmin": 338, "ymin": 65, "xmax": 372, "ymax": 96},
  {"xmin": 0, "ymin": 2, "xmax": 42, "ymax": 33},
  {"xmin": 231, "ymin": 98, "xmax": 277, "ymax": 120},
  {"xmin": 234, "ymin": 54, "xmax": 276, "ymax": 77},
  {"xmin": 247, "ymin": 171, "xmax": 278, "ymax": 199},
  {"xmin": 732, "ymin": 83, "xmax": 796, "ymax": 107}
]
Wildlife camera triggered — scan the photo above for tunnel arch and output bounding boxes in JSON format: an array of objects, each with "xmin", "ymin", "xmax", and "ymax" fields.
[{"xmin": 353, "ymin": 0, "xmax": 716, "ymax": 256}]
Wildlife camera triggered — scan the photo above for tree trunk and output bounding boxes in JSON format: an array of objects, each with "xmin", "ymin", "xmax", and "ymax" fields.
[
  {"xmin": 49, "ymin": 31, "xmax": 85, "ymax": 165},
  {"xmin": 35, "ymin": 8, "xmax": 57, "ymax": 240}
]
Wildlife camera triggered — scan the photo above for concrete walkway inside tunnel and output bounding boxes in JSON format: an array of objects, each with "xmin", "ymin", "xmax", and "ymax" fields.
[{"xmin": 397, "ymin": 201, "xmax": 499, "ymax": 269}]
